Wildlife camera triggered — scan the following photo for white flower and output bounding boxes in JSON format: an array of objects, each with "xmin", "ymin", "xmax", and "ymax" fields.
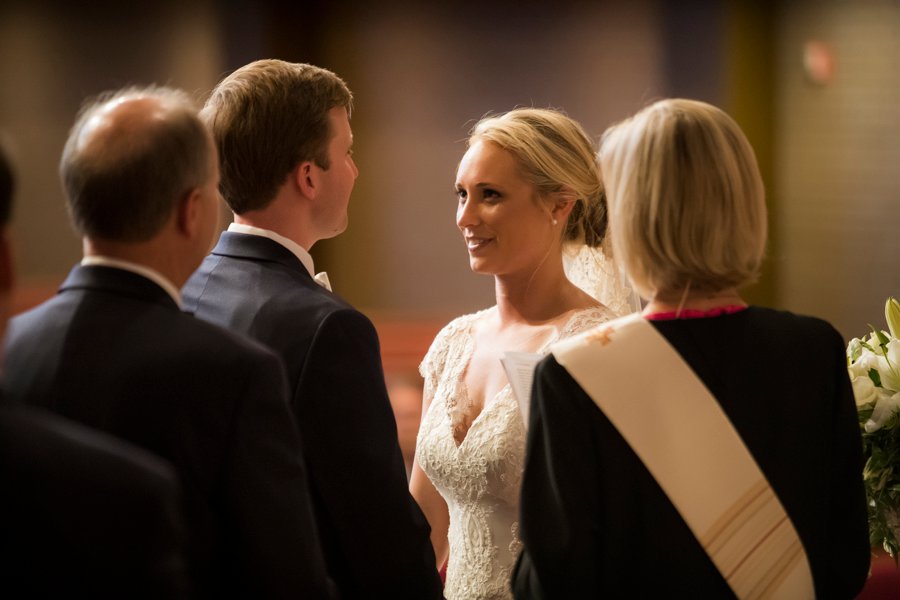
[
  {"xmin": 855, "ymin": 342, "xmax": 900, "ymax": 430},
  {"xmin": 849, "ymin": 342, "xmax": 881, "ymax": 379},
  {"xmin": 851, "ymin": 372, "xmax": 881, "ymax": 407},
  {"xmin": 848, "ymin": 299, "xmax": 900, "ymax": 431},
  {"xmin": 848, "ymin": 335, "xmax": 900, "ymax": 392},
  {"xmin": 865, "ymin": 389, "xmax": 900, "ymax": 433},
  {"xmin": 850, "ymin": 298, "xmax": 900, "ymax": 557}
]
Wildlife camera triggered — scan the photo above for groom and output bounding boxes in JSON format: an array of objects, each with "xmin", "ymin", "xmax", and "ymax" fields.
[{"xmin": 183, "ymin": 60, "xmax": 442, "ymax": 599}]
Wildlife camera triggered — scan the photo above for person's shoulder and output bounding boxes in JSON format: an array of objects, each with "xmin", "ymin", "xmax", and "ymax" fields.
[
  {"xmin": 0, "ymin": 404, "xmax": 189, "ymax": 596},
  {"xmin": 215, "ymin": 256, "xmax": 355, "ymax": 324},
  {"xmin": 189, "ymin": 243, "xmax": 334, "ymax": 303},
  {"xmin": 561, "ymin": 304, "xmax": 618, "ymax": 336},
  {"xmin": 271, "ymin": 284, "xmax": 356, "ymax": 321},
  {"xmin": 744, "ymin": 305, "xmax": 842, "ymax": 342},
  {"xmin": 5, "ymin": 295, "xmax": 71, "ymax": 351},
  {"xmin": 435, "ymin": 307, "xmax": 492, "ymax": 340},
  {"xmin": 180, "ymin": 253, "xmax": 222, "ymax": 307},
  {"xmin": 420, "ymin": 308, "xmax": 490, "ymax": 371},
  {"xmin": 0, "ymin": 407, "xmax": 184, "ymax": 522},
  {"xmin": 173, "ymin": 309, "xmax": 283, "ymax": 369},
  {"xmin": 310, "ymin": 304, "xmax": 384, "ymax": 350},
  {"xmin": 9, "ymin": 294, "xmax": 66, "ymax": 326},
  {"xmin": 174, "ymin": 318, "xmax": 287, "ymax": 402},
  {"xmin": 0, "ymin": 404, "xmax": 177, "ymax": 487}
]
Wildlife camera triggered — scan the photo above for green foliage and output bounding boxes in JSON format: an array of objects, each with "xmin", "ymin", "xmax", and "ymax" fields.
[
  {"xmin": 853, "ymin": 298, "xmax": 900, "ymax": 560},
  {"xmin": 861, "ymin": 414, "xmax": 900, "ymax": 558},
  {"xmin": 869, "ymin": 368, "xmax": 883, "ymax": 388}
]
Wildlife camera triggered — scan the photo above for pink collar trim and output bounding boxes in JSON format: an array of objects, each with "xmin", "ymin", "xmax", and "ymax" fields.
[{"xmin": 644, "ymin": 305, "xmax": 748, "ymax": 321}]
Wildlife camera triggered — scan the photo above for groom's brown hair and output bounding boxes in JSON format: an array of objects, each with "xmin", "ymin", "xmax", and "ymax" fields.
[{"xmin": 202, "ymin": 59, "xmax": 353, "ymax": 214}]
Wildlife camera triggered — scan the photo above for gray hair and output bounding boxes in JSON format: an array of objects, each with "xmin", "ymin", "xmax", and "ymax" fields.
[{"xmin": 60, "ymin": 85, "xmax": 213, "ymax": 242}]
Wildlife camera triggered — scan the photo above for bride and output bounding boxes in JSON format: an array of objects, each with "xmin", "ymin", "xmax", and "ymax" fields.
[{"xmin": 409, "ymin": 108, "xmax": 635, "ymax": 600}]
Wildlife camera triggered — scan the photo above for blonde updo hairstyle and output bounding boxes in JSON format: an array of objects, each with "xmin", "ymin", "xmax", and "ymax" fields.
[
  {"xmin": 599, "ymin": 98, "xmax": 767, "ymax": 299},
  {"xmin": 469, "ymin": 108, "xmax": 607, "ymax": 248}
]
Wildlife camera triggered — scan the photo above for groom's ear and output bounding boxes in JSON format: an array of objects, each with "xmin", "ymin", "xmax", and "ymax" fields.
[{"xmin": 294, "ymin": 161, "xmax": 319, "ymax": 199}]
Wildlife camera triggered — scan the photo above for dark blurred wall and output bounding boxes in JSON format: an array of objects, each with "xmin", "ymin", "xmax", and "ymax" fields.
[
  {"xmin": 3, "ymin": 0, "xmax": 897, "ymax": 336},
  {"xmin": 307, "ymin": 1, "xmax": 667, "ymax": 317},
  {"xmin": 0, "ymin": 1, "xmax": 224, "ymax": 293}
]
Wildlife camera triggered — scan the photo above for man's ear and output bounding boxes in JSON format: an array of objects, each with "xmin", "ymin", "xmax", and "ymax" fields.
[
  {"xmin": 175, "ymin": 188, "xmax": 202, "ymax": 238},
  {"xmin": 293, "ymin": 161, "xmax": 319, "ymax": 199}
]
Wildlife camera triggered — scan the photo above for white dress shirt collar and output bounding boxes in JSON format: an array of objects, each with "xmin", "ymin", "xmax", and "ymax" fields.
[
  {"xmin": 227, "ymin": 223, "xmax": 316, "ymax": 278},
  {"xmin": 81, "ymin": 255, "xmax": 182, "ymax": 308}
]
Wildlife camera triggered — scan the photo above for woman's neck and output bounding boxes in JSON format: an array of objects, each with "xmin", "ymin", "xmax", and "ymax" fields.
[
  {"xmin": 493, "ymin": 259, "xmax": 596, "ymax": 325},
  {"xmin": 643, "ymin": 287, "xmax": 746, "ymax": 317}
]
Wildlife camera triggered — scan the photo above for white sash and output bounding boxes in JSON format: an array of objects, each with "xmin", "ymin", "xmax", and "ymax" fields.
[{"xmin": 551, "ymin": 313, "xmax": 815, "ymax": 599}]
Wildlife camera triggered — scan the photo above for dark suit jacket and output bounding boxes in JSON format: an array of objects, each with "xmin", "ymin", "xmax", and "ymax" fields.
[
  {"xmin": 183, "ymin": 232, "xmax": 442, "ymax": 599},
  {"xmin": 513, "ymin": 307, "xmax": 870, "ymax": 599},
  {"xmin": 5, "ymin": 265, "xmax": 334, "ymax": 599},
  {"xmin": 0, "ymin": 401, "xmax": 189, "ymax": 598}
]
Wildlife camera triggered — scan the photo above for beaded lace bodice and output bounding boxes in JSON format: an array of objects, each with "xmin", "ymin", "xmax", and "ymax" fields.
[{"xmin": 416, "ymin": 306, "xmax": 613, "ymax": 600}]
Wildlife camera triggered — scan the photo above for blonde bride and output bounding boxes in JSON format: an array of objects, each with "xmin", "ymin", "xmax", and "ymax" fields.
[{"xmin": 410, "ymin": 108, "xmax": 635, "ymax": 600}]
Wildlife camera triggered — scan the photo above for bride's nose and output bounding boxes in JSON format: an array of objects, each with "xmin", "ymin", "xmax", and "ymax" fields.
[{"xmin": 456, "ymin": 197, "xmax": 480, "ymax": 230}]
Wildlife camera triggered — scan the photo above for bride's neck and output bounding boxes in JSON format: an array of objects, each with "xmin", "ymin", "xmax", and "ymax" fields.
[
  {"xmin": 494, "ymin": 261, "xmax": 590, "ymax": 324},
  {"xmin": 643, "ymin": 286, "xmax": 746, "ymax": 316}
]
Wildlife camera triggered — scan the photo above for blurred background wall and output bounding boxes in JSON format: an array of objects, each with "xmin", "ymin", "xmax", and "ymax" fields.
[
  {"xmin": 776, "ymin": 0, "xmax": 900, "ymax": 342},
  {"xmin": 1, "ymin": 0, "xmax": 898, "ymax": 342}
]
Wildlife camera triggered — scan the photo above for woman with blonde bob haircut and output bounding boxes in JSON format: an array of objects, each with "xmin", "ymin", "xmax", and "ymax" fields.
[
  {"xmin": 512, "ymin": 99, "xmax": 870, "ymax": 599},
  {"xmin": 602, "ymin": 98, "xmax": 767, "ymax": 303}
]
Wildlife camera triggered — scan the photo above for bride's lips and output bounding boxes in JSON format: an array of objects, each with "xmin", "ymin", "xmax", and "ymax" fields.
[{"xmin": 465, "ymin": 236, "xmax": 494, "ymax": 253}]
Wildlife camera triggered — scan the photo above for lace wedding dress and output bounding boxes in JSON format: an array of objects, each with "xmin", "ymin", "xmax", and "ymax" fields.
[{"xmin": 416, "ymin": 306, "xmax": 615, "ymax": 600}]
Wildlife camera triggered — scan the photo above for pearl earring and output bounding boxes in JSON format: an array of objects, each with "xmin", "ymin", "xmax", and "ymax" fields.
[{"xmin": 552, "ymin": 218, "xmax": 558, "ymax": 225}]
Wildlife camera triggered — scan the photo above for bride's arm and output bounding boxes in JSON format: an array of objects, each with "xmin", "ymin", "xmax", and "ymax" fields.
[{"xmin": 409, "ymin": 391, "xmax": 450, "ymax": 571}]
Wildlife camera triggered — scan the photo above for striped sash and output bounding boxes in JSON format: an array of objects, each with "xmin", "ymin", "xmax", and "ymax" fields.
[{"xmin": 551, "ymin": 313, "xmax": 814, "ymax": 599}]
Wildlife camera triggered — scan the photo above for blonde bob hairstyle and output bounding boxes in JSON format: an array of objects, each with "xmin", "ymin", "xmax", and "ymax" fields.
[
  {"xmin": 599, "ymin": 98, "xmax": 766, "ymax": 299},
  {"xmin": 469, "ymin": 108, "xmax": 607, "ymax": 248}
]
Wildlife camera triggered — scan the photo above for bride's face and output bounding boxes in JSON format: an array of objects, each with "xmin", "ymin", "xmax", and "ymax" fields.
[{"xmin": 455, "ymin": 140, "xmax": 558, "ymax": 276}]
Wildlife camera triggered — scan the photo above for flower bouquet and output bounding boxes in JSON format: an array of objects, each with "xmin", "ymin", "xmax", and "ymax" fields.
[{"xmin": 847, "ymin": 297, "xmax": 900, "ymax": 558}]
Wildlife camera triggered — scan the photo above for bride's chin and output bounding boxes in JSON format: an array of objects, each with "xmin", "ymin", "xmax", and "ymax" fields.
[{"xmin": 468, "ymin": 259, "xmax": 492, "ymax": 274}]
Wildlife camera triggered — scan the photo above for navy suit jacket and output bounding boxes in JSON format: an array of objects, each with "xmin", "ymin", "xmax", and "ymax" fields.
[
  {"xmin": 184, "ymin": 232, "xmax": 442, "ymax": 599},
  {"xmin": 5, "ymin": 265, "xmax": 334, "ymax": 599},
  {"xmin": 0, "ymin": 401, "xmax": 189, "ymax": 598}
]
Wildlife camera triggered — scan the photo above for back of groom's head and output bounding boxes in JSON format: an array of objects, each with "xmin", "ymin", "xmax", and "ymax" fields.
[
  {"xmin": 60, "ymin": 86, "xmax": 213, "ymax": 243},
  {"xmin": 202, "ymin": 59, "xmax": 352, "ymax": 215}
]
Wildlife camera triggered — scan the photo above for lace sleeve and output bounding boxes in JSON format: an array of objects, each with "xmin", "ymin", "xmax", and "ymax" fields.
[
  {"xmin": 557, "ymin": 306, "xmax": 617, "ymax": 340},
  {"xmin": 419, "ymin": 313, "xmax": 479, "ymax": 402},
  {"xmin": 419, "ymin": 329, "xmax": 446, "ymax": 404}
]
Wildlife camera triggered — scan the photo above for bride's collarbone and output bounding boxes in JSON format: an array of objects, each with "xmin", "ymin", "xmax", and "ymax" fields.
[{"xmin": 475, "ymin": 320, "xmax": 557, "ymax": 353}]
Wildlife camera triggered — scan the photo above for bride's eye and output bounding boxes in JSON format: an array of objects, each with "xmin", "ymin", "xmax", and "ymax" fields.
[
  {"xmin": 456, "ymin": 188, "xmax": 467, "ymax": 202},
  {"xmin": 482, "ymin": 188, "xmax": 501, "ymax": 202}
]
